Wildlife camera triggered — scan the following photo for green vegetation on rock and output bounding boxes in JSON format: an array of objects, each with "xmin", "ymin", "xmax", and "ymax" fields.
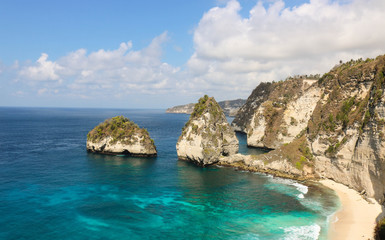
[
  {"xmin": 177, "ymin": 95, "xmax": 238, "ymax": 165},
  {"xmin": 308, "ymin": 54, "xmax": 385, "ymax": 147},
  {"xmin": 375, "ymin": 217, "xmax": 385, "ymax": 240},
  {"xmin": 87, "ymin": 116, "xmax": 154, "ymax": 146}
]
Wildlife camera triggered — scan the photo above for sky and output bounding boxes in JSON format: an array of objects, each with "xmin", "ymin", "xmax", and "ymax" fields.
[{"xmin": 1, "ymin": 0, "xmax": 385, "ymax": 109}]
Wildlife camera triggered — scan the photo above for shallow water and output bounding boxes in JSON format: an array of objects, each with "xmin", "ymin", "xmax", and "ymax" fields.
[{"xmin": 0, "ymin": 107, "xmax": 339, "ymax": 239}]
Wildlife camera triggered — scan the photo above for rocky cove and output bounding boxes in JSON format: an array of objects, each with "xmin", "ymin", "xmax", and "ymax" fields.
[
  {"xmin": 86, "ymin": 55, "xmax": 385, "ymax": 239},
  {"xmin": 173, "ymin": 55, "xmax": 385, "ymax": 238},
  {"xmin": 229, "ymin": 55, "xmax": 385, "ymax": 206},
  {"xmin": 176, "ymin": 56, "xmax": 385, "ymax": 203}
]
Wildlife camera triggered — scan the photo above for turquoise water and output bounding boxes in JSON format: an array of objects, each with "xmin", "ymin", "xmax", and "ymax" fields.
[{"xmin": 0, "ymin": 108, "xmax": 339, "ymax": 239}]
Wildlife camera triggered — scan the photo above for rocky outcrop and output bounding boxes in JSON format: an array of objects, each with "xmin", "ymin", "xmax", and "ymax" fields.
[
  {"xmin": 86, "ymin": 116, "xmax": 157, "ymax": 157},
  {"xmin": 246, "ymin": 78, "xmax": 321, "ymax": 149},
  {"xmin": 306, "ymin": 56, "xmax": 385, "ymax": 202},
  {"xmin": 176, "ymin": 95, "xmax": 239, "ymax": 166},
  {"xmin": 219, "ymin": 135, "xmax": 317, "ymax": 181},
  {"xmin": 232, "ymin": 82, "xmax": 273, "ymax": 132},
  {"xmin": 233, "ymin": 55, "xmax": 385, "ymax": 203},
  {"xmin": 166, "ymin": 99, "xmax": 246, "ymax": 117}
]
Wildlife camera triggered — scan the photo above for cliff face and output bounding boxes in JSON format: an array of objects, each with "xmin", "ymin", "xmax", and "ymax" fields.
[
  {"xmin": 231, "ymin": 82, "xmax": 273, "ymax": 132},
  {"xmin": 245, "ymin": 78, "xmax": 321, "ymax": 149},
  {"xmin": 166, "ymin": 99, "xmax": 246, "ymax": 117},
  {"xmin": 218, "ymin": 99, "xmax": 246, "ymax": 116},
  {"xmin": 87, "ymin": 116, "xmax": 157, "ymax": 157},
  {"xmin": 307, "ymin": 56, "xmax": 385, "ymax": 202},
  {"xmin": 233, "ymin": 55, "xmax": 385, "ymax": 202},
  {"xmin": 176, "ymin": 95, "xmax": 239, "ymax": 166}
]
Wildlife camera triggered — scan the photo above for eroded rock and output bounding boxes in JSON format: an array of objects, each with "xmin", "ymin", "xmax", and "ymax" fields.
[
  {"xmin": 86, "ymin": 116, "xmax": 157, "ymax": 157},
  {"xmin": 176, "ymin": 95, "xmax": 239, "ymax": 166}
]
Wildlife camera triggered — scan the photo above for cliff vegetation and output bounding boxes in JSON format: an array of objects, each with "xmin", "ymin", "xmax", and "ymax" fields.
[{"xmin": 87, "ymin": 116, "xmax": 154, "ymax": 146}]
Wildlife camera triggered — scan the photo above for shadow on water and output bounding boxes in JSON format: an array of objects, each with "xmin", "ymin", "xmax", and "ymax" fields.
[
  {"xmin": 86, "ymin": 152, "xmax": 157, "ymax": 168},
  {"xmin": 235, "ymin": 131, "xmax": 270, "ymax": 155}
]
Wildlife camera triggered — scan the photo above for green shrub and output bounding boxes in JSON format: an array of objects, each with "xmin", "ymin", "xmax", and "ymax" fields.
[
  {"xmin": 375, "ymin": 218, "xmax": 385, "ymax": 240},
  {"xmin": 87, "ymin": 116, "xmax": 154, "ymax": 145}
]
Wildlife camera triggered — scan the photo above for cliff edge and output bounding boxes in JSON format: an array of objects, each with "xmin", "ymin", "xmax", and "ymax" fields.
[{"xmin": 231, "ymin": 55, "xmax": 385, "ymax": 203}]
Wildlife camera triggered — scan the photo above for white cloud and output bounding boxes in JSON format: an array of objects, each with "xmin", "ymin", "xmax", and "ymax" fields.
[
  {"xmin": 5, "ymin": 0, "xmax": 385, "ymax": 107},
  {"xmin": 15, "ymin": 32, "xmax": 181, "ymax": 100},
  {"xmin": 19, "ymin": 53, "xmax": 63, "ymax": 81},
  {"xmin": 186, "ymin": 0, "xmax": 385, "ymax": 100}
]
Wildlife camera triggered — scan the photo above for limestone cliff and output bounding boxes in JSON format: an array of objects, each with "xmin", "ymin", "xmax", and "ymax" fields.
[
  {"xmin": 176, "ymin": 95, "xmax": 239, "ymax": 166},
  {"xmin": 218, "ymin": 99, "xmax": 246, "ymax": 116},
  {"xmin": 232, "ymin": 82, "xmax": 273, "ymax": 132},
  {"xmin": 232, "ymin": 55, "xmax": 385, "ymax": 203},
  {"xmin": 87, "ymin": 116, "xmax": 157, "ymax": 157},
  {"xmin": 245, "ymin": 78, "xmax": 321, "ymax": 149},
  {"xmin": 306, "ymin": 56, "xmax": 385, "ymax": 202}
]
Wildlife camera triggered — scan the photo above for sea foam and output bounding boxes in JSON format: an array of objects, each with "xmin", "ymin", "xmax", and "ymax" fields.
[
  {"xmin": 265, "ymin": 177, "xmax": 309, "ymax": 199},
  {"xmin": 282, "ymin": 224, "xmax": 321, "ymax": 240}
]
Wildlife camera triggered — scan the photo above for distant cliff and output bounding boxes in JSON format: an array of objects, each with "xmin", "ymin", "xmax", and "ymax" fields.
[
  {"xmin": 228, "ymin": 55, "xmax": 385, "ymax": 203},
  {"xmin": 166, "ymin": 99, "xmax": 246, "ymax": 117}
]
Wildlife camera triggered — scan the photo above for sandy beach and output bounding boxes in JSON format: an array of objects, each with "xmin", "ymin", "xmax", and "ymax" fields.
[{"xmin": 320, "ymin": 179, "xmax": 382, "ymax": 240}]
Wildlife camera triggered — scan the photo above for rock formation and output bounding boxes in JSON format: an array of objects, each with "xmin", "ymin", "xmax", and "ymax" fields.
[
  {"xmin": 166, "ymin": 103, "xmax": 195, "ymax": 114},
  {"xmin": 307, "ymin": 56, "xmax": 385, "ymax": 202},
  {"xmin": 230, "ymin": 55, "xmax": 385, "ymax": 202},
  {"xmin": 245, "ymin": 78, "xmax": 321, "ymax": 149},
  {"xmin": 176, "ymin": 95, "xmax": 239, "ymax": 166},
  {"xmin": 166, "ymin": 99, "xmax": 246, "ymax": 117},
  {"xmin": 87, "ymin": 116, "xmax": 157, "ymax": 157},
  {"xmin": 218, "ymin": 99, "xmax": 246, "ymax": 116},
  {"xmin": 232, "ymin": 82, "xmax": 273, "ymax": 132}
]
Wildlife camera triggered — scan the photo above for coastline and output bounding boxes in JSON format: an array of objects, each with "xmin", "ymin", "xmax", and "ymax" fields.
[{"xmin": 319, "ymin": 179, "xmax": 382, "ymax": 240}]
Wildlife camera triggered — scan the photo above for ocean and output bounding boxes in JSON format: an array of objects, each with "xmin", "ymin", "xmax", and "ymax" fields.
[{"xmin": 0, "ymin": 107, "xmax": 339, "ymax": 240}]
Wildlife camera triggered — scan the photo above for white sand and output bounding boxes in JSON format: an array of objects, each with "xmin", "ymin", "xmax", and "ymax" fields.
[{"xmin": 320, "ymin": 179, "xmax": 382, "ymax": 240}]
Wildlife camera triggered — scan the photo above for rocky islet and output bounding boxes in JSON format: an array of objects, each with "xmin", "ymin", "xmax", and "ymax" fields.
[
  {"xmin": 87, "ymin": 116, "xmax": 157, "ymax": 157},
  {"xmin": 176, "ymin": 95, "xmax": 239, "ymax": 166}
]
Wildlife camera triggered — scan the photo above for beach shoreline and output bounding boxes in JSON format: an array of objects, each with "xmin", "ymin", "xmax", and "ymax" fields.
[{"xmin": 319, "ymin": 179, "xmax": 382, "ymax": 240}]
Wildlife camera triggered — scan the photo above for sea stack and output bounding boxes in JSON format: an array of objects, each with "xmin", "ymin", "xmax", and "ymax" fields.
[
  {"xmin": 86, "ymin": 116, "xmax": 157, "ymax": 157},
  {"xmin": 176, "ymin": 95, "xmax": 239, "ymax": 166}
]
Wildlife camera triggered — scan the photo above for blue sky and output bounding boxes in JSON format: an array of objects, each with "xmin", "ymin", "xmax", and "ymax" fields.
[{"xmin": 1, "ymin": 0, "xmax": 385, "ymax": 108}]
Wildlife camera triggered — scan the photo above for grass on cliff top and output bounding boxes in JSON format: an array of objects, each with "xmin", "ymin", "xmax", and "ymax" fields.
[
  {"xmin": 255, "ymin": 78, "xmax": 306, "ymax": 146},
  {"xmin": 87, "ymin": 116, "xmax": 153, "ymax": 145},
  {"xmin": 179, "ymin": 95, "xmax": 227, "ymax": 141},
  {"xmin": 307, "ymin": 54, "xmax": 385, "ymax": 150},
  {"xmin": 191, "ymin": 95, "xmax": 222, "ymax": 120}
]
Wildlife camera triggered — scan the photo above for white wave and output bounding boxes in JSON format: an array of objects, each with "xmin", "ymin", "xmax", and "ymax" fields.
[
  {"xmin": 298, "ymin": 194, "xmax": 304, "ymax": 199},
  {"xmin": 268, "ymin": 177, "xmax": 309, "ymax": 198},
  {"xmin": 292, "ymin": 182, "xmax": 308, "ymax": 195},
  {"xmin": 282, "ymin": 224, "xmax": 321, "ymax": 240}
]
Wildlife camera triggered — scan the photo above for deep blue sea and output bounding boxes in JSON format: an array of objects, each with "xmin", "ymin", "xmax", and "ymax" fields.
[{"xmin": 0, "ymin": 107, "xmax": 339, "ymax": 240}]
